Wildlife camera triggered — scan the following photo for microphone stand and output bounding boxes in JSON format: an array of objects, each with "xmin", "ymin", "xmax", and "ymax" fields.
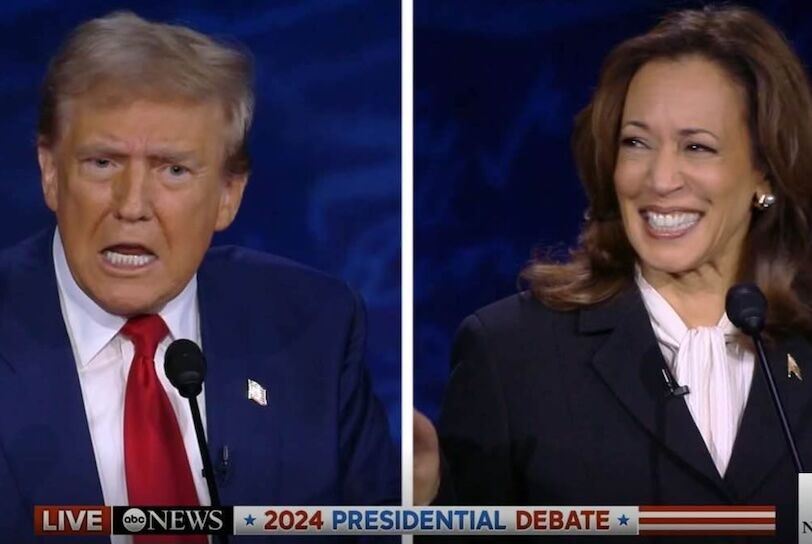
[
  {"xmin": 751, "ymin": 331, "xmax": 804, "ymax": 473},
  {"xmin": 166, "ymin": 339, "xmax": 228, "ymax": 543},
  {"xmin": 187, "ymin": 395, "xmax": 228, "ymax": 544},
  {"xmin": 726, "ymin": 283, "xmax": 805, "ymax": 474},
  {"xmin": 189, "ymin": 396, "xmax": 221, "ymax": 506}
]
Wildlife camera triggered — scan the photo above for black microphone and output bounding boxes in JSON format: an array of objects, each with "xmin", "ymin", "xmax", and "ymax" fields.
[
  {"xmin": 726, "ymin": 283, "xmax": 804, "ymax": 473},
  {"xmin": 661, "ymin": 366, "xmax": 690, "ymax": 398},
  {"xmin": 165, "ymin": 339, "xmax": 227, "ymax": 543},
  {"xmin": 726, "ymin": 283, "xmax": 767, "ymax": 336}
]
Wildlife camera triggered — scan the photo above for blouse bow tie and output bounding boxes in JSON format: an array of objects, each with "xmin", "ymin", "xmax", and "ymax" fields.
[{"xmin": 636, "ymin": 270, "xmax": 754, "ymax": 477}]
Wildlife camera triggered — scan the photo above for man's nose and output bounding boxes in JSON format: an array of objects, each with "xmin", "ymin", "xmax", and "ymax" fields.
[
  {"xmin": 112, "ymin": 162, "xmax": 153, "ymax": 221},
  {"xmin": 648, "ymin": 147, "xmax": 685, "ymax": 196}
]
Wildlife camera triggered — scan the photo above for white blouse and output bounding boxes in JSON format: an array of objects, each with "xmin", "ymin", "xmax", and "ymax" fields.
[{"xmin": 635, "ymin": 269, "xmax": 754, "ymax": 476}]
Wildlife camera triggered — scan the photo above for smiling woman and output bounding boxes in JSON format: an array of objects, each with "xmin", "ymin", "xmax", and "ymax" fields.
[
  {"xmin": 519, "ymin": 7, "xmax": 812, "ymax": 332},
  {"xmin": 614, "ymin": 56, "xmax": 769, "ymax": 327},
  {"xmin": 414, "ymin": 5, "xmax": 812, "ymax": 543}
]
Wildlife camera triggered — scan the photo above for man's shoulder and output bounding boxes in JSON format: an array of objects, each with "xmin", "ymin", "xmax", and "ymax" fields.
[
  {"xmin": 0, "ymin": 230, "xmax": 52, "ymax": 278},
  {"xmin": 202, "ymin": 244, "xmax": 348, "ymax": 291},
  {"xmin": 200, "ymin": 244, "xmax": 356, "ymax": 311},
  {"xmin": 197, "ymin": 245, "xmax": 361, "ymax": 356}
]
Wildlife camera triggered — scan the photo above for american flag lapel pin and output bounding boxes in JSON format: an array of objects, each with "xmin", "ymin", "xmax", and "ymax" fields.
[
  {"xmin": 247, "ymin": 378, "xmax": 268, "ymax": 406},
  {"xmin": 788, "ymin": 353, "xmax": 802, "ymax": 381}
]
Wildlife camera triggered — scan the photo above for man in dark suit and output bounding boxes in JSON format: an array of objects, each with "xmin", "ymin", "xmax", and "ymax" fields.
[{"xmin": 0, "ymin": 11, "xmax": 398, "ymax": 542}]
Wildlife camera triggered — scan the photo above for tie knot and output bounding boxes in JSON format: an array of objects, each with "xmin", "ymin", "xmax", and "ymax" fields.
[{"xmin": 121, "ymin": 314, "xmax": 169, "ymax": 359}]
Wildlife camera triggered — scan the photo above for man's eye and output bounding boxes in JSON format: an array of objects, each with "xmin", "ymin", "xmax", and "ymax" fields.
[
  {"xmin": 93, "ymin": 159, "xmax": 112, "ymax": 168},
  {"xmin": 167, "ymin": 165, "xmax": 190, "ymax": 176}
]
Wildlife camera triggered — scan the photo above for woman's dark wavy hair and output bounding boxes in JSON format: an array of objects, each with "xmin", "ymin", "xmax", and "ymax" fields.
[{"xmin": 521, "ymin": 5, "xmax": 812, "ymax": 337}]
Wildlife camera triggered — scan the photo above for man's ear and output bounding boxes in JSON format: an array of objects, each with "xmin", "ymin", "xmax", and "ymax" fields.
[
  {"xmin": 37, "ymin": 141, "xmax": 59, "ymax": 212},
  {"xmin": 214, "ymin": 173, "xmax": 248, "ymax": 231}
]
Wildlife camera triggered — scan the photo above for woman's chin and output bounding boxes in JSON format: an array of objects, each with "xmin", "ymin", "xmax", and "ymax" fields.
[{"xmin": 636, "ymin": 252, "xmax": 704, "ymax": 277}]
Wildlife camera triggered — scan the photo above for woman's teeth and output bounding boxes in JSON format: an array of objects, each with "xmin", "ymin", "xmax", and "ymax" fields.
[
  {"xmin": 103, "ymin": 250, "xmax": 156, "ymax": 267},
  {"xmin": 645, "ymin": 211, "xmax": 700, "ymax": 231}
]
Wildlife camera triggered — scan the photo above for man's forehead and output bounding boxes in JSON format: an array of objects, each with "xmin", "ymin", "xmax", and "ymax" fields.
[
  {"xmin": 66, "ymin": 91, "xmax": 223, "ymax": 120},
  {"xmin": 57, "ymin": 91, "xmax": 227, "ymax": 149}
]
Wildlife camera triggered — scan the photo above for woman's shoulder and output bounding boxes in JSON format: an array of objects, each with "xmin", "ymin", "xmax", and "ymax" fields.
[
  {"xmin": 469, "ymin": 291, "xmax": 574, "ymax": 330},
  {"xmin": 457, "ymin": 285, "xmax": 643, "ymax": 349},
  {"xmin": 468, "ymin": 286, "xmax": 641, "ymax": 328},
  {"xmin": 454, "ymin": 291, "xmax": 581, "ymax": 353},
  {"xmin": 450, "ymin": 287, "xmax": 646, "ymax": 386}
]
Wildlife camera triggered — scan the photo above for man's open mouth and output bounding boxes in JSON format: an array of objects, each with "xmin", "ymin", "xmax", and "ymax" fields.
[{"xmin": 101, "ymin": 244, "xmax": 157, "ymax": 267}]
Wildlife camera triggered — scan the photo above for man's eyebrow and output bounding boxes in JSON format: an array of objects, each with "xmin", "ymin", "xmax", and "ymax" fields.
[
  {"xmin": 72, "ymin": 143, "xmax": 200, "ymax": 162},
  {"xmin": 146, "ymin": 149, "xmax": 200, "ymax": 164},
  {"xmin": 73, "ymin": 143, "xmax": 128, "ymax": 157}
]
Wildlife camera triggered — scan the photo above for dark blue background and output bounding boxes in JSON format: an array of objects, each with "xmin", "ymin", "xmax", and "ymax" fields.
[
  {"xmin": 0, "ymin": 1, "xmax": 401, "ymax": 439},
  {"xmin": 414, "ymin": 0, "xmax": 812, "ymax": 420}
]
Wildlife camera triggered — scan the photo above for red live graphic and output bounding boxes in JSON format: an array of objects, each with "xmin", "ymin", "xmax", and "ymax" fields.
[{"xmin": 35, "ymin": 506, "xmax": 112, "ymax": 535}]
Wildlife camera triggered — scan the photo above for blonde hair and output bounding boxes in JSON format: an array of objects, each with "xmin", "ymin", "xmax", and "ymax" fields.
[{"xmin": 38, "ymin": 11, "xmax": 254, "ymax": 174}]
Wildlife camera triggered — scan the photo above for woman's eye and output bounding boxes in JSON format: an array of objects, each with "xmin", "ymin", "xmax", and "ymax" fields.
[
  {"xmin": 620, "ymin": 137, "xmax": 646, "ymax": 148},
  {"xmin": 686, "ymin": 143, "xmax": 716, "ymax": 153}
]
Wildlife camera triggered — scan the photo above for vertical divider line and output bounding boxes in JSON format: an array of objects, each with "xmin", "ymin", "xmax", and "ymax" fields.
[{"xmin": 401, "ymin": 2, "xmax": 415, "ymax": 544}]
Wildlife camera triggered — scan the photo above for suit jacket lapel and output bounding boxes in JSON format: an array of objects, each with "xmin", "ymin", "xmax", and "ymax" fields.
[
  {"xmin": 0, "ymin": 230, "xmax": 103, "ymax": 505},
  {"xmin": 197, "ymin": 253, "xmax": 283, "ymax": 504},
  {"xmin": 725, "ymin": 336, "xmax": 812, "ymax": 498},
  {"xmin": 581, "ymin": 286, "xmax": 731, "ymax": 499}
]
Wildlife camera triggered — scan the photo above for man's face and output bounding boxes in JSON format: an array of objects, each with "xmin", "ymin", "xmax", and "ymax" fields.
[{"xmin": 38, "ymin": 91, "xmax": 247, "ymax": 316}]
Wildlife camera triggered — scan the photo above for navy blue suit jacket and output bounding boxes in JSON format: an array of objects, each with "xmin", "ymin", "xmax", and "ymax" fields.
[{"xmin": 0, "ymin": 230, "xmax": 399, "ymax": 541}]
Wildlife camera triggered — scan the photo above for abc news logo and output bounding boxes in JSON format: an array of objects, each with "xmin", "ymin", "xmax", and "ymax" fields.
[
  {"xmin": 35, "ymin": 505, "xmax": 232, "ymax": 536},
  {"xmin": 114, "ymin": 507, "xmax": 232, "ymax": 535}
]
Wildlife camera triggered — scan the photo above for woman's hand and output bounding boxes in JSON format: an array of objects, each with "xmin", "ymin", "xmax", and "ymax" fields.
[{"xmin": 413, "ymin": 409, "xmax": 441, "ymax": 505}]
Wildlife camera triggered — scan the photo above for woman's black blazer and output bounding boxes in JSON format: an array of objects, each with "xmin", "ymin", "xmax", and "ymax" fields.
[{"xmin": 435, "ymin": 286, "xmax": 812, "ymax": 543}]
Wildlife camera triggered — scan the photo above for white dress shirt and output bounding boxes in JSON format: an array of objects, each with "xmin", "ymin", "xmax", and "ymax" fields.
[
  {"xmin": 635, "ymin": 269, "xmax": 754, "ymax": 476},
  {"xmin": 52, "ymin": 230, "xmax": 210, "ymax": 543}
]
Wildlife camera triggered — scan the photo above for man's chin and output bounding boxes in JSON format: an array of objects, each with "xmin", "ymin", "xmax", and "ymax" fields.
[{"xmin": 89, "ymin": 290, "xmax": 168, "ymax": 318}]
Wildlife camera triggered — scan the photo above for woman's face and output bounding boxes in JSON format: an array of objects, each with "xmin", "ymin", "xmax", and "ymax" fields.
[{"xmin": 614, "ymin": 55, "xmax": 769, "ymax": 280}]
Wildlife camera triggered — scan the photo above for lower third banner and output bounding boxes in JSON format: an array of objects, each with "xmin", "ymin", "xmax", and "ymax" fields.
[{"xmin": 34, "ymin": 505, "xmax": 776, "ymax": 537}]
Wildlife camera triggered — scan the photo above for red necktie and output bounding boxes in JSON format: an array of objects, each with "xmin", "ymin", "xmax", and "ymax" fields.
[{"xmin": 122, "ymin": 315, "xmax": 205, "ymax": 543}]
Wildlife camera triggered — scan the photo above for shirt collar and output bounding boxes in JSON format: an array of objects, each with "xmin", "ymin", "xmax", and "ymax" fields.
[
  {"xmin": 634, "ymin": 264, "xmax": 736, "ymax": 342},
  {"xmin": 53, "ymin": 228, "xmax": 199, "ymax": 367}
]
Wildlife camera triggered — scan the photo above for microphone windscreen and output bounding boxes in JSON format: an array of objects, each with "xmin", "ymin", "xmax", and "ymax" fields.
[
  {"xmin": 725, "ymin": 283, "xmax": 767, "ymax": 335},
  {"xmin": 165, "ymin": 339, "xmax": 206, "ymax": 398}
]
